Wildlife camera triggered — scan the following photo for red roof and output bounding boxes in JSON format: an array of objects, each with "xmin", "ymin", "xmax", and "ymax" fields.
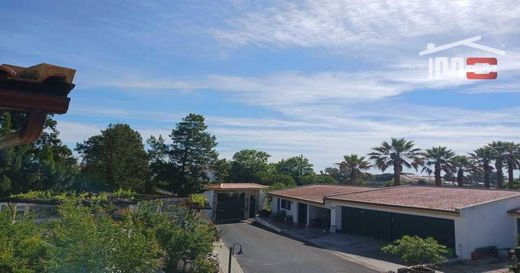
[
  {"xmin": 205, "ymin": 183, "xmax": 268, "ymax": 191},
  {"xmin": 328, "ymin": 186, "xmax": 520, "ymax": 212},
  {"xmin": 270, "ymin": 185, "xmax": 372, "ymax": 204},
  {"xmin": 270, "ymin": 185, "xmax": 520, "ymax": 212}
]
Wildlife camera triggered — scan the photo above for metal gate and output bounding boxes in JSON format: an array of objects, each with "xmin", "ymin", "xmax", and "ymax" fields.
[
  {"xmin": 215, "ymin": 192, "xmax": 245, "ymax": 223},
  {"xmin": 341, "ymin": 206, "xmax": 455, "ymax": 248}
]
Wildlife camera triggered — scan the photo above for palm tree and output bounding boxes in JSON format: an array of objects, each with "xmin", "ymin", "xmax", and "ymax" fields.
[
  {"xmin": 451, "ymin": 155, "xmax": 471, "ymax": 187},
  {"xmin": 502, "ymin": 142, "xmax": 520, "ymax": 189},
  {"xmin": 337, "ymin": 154, "xmax": 372, "ymax": 185},
  {"xmin": 369, "ymin": 138, "xmax": 424, "ymax": 186},
  {"xmin": 470, "ymin": 147, "xmax": 494, "ymax": 188},
  {"xmin": 422, "ymin": 146, "xmax": 455, "ymax": 187},
  {"xmin": 488, "ymin": 141, "xmax": 507, "ymax": 188}
]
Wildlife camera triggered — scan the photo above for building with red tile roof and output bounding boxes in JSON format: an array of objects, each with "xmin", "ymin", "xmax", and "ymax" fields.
[{"xmin": 269, "ymin": 184, "xmax": 520, "ymax": 259}]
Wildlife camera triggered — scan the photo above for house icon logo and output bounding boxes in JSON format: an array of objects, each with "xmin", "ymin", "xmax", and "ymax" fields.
[{"xmin": 419, "ymin": 36, "xmax": 505, "ymax": 80}]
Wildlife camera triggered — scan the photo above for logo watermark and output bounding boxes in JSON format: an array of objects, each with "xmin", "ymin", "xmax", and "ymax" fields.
[{"xmin": 419, "ymin": 36, "xmax": 505, "ymax": 80}]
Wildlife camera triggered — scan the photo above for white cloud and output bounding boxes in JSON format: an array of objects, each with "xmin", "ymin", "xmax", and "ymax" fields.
[{"xmin": 213, "ymin": 0, "xmax": 520, "ymax": 49}]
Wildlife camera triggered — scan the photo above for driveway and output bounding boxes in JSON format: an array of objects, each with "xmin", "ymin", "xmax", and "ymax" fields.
[{"xmin": 219, "ymin": 222, "xmax": 379, "ymax": 273}]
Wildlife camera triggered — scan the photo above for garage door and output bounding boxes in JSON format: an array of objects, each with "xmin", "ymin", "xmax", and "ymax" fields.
[
  {"xmin": 341, "ymin": 207, "xmax": 455, "ymax": 248},
  {"xmin": 342, "ymin": 207, "xmax": 392, "ymax": 240},
  {"xmin": 215, "ymin": 192, "xmax": 245, "ymax": 223}
]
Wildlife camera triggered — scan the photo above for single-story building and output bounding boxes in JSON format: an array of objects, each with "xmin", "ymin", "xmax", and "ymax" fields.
[
  {"xmin": 270, "ymin": 185, "xmax": 520, "ymax": 259},
  {"xmin": 204, "ymin": 183, "xmax": 267, "ymax": 224}
]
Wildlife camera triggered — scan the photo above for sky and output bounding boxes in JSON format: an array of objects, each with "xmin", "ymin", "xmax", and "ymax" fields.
[{"xmin": 2, "ymin": 0, "xmax": 520, "ymax": 171}]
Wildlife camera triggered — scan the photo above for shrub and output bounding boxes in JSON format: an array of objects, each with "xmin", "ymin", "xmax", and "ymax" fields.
[
  {"xmin": 381, "ymin": 235, "xmax": 448, "ymax": 268},
  {"xmin": 188, "ymin": 193, "xmax": 209, "ymax": 210},
  {"xmin": 0, "ymin": 209, "xmax": 49, "ymax": 273}
]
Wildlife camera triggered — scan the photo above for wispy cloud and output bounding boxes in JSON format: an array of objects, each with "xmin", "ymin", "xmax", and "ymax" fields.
[{"xmin": 213, "ymin": 0, "xmax": 520, "ymax": 49}]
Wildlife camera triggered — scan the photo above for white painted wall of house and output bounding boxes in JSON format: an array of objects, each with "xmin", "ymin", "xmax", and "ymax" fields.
[
  {"xmin": 276, "ymin": 197, "xmax": 298, "ymax": 223},
  {"xmin": 258, "ymin": 190, "xmax": 266, "ymax": 210},
  {"xmin": 271, "ymin": 196, "xmax": 279, "ymax": 214},
  {"xmin": 455, "ymin": 196, "xmax": 520, "ymax": 259},
  {"xmin": 202, "ymin": 190, "xmax": 214, "ymax": 219}
]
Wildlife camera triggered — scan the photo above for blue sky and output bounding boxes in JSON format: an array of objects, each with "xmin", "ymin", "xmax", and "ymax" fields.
[{"xmin": 2, "ymin": 0, "xmax": 520, "ymax": 171}]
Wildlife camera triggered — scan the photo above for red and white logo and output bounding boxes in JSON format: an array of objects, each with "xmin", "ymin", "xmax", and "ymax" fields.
[{"xmin": 419, "ymin": 36, "xmax": 505, "ymax": 80}]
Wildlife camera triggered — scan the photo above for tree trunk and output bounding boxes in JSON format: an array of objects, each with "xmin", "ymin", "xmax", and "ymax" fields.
[
  {"xmin": 457, "ymin": 168, "xmax": 464, "ymax": 187},
  {"xmin": 508, "ymin": 160, "xmax": 514, "ymax": 189},
  {"xmin": 350, "ymin": 170, "xmax": 356, "ymax": 185},
  {"xmin": 434, "ymin": 162, "xmax": 442, "ymax": 187},
  {"xmin": 393, "ymin": 162, "xmax": 401, "ymax": 186},
  {"xmin": 495, "ymin": 160, "xmax": 504, "ymax": 188},
  {"xmin": 484, "ymin": 161, "xmax": 490, "ymax": 188}
]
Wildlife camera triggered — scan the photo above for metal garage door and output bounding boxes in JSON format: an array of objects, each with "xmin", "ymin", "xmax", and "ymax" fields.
[
  {"xmin": 341, "ymin": 207, "xmax": 455, "ymax": 248},
  {"xmin": 342, "ymin": 207, "xmax": 392, "ymax": 240},
  {"xmin": 215, "ymin": 192, "xmax": 245, "ymax": 223}
]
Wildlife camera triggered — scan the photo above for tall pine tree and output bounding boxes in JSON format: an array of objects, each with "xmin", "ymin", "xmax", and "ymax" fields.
[{"xmin": 148, "ymin": 114, "xmax": 218, "ymax": 196}]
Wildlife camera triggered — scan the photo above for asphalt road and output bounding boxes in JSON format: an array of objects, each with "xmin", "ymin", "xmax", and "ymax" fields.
[{"xmin": 219, "ymin": 222, "xmax": 378, "ymax": 273}]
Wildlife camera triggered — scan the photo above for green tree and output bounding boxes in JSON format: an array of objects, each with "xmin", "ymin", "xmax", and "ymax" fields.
[
  {"xmin": 502, "ymin": 142, "xmax": 520, "ymax": 189},
  {"xmin": 369, "ymin": 138, "xmax": 424, "ymax": 186},
  {"xmin": 229, "ymin": 149, "xmax": 270, "ymax": 182},
  {"xmin": 323, "ymin": 167, "xmax": 346, "ymax": 184},
  {"xmin": 211, "ymin": 158, "xmax": 230, "ymax": 182},
  {"xmin": 337, "ymin": 154, "xmax": 372, "ymax": 185},
  {"xmin": 470, "ymin": 147, "xmax": 494, "ymax": 188},
  {"xmin": 422, "ymin": 146, "xmax": 455, "ymax": 187},
  {"xmin": 274, "ymin": 155, "xmax": 314, "ymax": 184},
  {"xmin": 0, "ymin": 112, "xmax": 77, "ymax": 196},
  {"xmin": 148, "ymin": 114, "xmax": 218, "ymax": 196},
  {"xmin": 76, "ymin": 124, "xmax": 149, "ymax": 192},
  {"xmin": 451, "ymin": 155, "xmax": 471, "ymax": 187},
  {"xmin": 488, "ymin": 141, "xmax": 508, "ymax": 188},
  {"xmin": 258, "ymin": 172, "xmax": 295, "ymax": 186},
  {"xmin": 300, "ymin": 174, "xmax": 336, "ymax": 185}
]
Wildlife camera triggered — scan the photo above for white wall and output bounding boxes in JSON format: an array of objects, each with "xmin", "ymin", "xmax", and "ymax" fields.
[
  {"xmin": 271, "ymin": 196, "xmax": 279, "ymax": 214},
  {"xmin": 202, "ymin": 190, "xmax": 214, "ymax": 219},
  {"xmin": 274, "ymin": 197, "xmax": 298, "ymax": 223},
  {"xmin": 455, "ymin": 196, "xmax": 520, "ymax": 259},
  {"xmin": 258, "ymin": 190, "xmax": 266, "ymax": 210}
]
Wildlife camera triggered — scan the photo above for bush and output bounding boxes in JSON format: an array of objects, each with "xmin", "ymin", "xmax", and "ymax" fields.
[
  {"xmin": 381, "ymin": 235, "xmax": 447, "ymax": 268},
  {"xmin": 0, "ymin": 209, "xmax": 49, "ymax": 273},
  {"xmin": 0, "ymin": 197, "xmax": 218, "ymax": 273}
]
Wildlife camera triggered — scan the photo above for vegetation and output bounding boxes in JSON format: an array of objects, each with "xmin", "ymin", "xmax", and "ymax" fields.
[
  {"xmin": 274, "ymin": 155, "xmax": 314, "ymax": 184},
  {"xmin": 76, "ymin": 124, "xmax": 149, "ymax": 192},
  {"xmin": 470, "ymin": 147, "xmax": 494, "ymax": 188},
  {"xmin": 0, "ymin": 197, "xmax": 218, "ymax": 273},
  {"xmin": 422, "ymin": 146, "xmax": 455, "ymax": 187},
  {"xmin": 148, "ymin": 114, "xmax": 218, "ymax": 196},
  {"xmin": 451, "ymin": 155, "xmax": 471, "ymax": 187},
  {"xmin": 0, "ymin": 112, "xmax": 77, "ymax": 197},
  {"xmin": 369, "ymin": 138, "xmax": 424, "ymax": 186},
  {"xmin": 337, "ymin": 154, "xmax": 372, "ymax": 184},
  {"xmin": 229, "ymin": 149, "xmax": 271, "ymax": 182},
  {"xmin": 381, "ymin": 235, "xmax": 448, "ymax": 269}
]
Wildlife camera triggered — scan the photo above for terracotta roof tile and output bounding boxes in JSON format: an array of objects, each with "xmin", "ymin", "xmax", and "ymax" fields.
[
  {"xmin": 270, "ymin": 185, "xmax": 372, "ymax": 204},
  {"xmin": 327, "ymin": 186, "xmax": 520, "ymax": 212}
]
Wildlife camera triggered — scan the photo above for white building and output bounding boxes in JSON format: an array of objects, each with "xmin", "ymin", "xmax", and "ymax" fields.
[
  {"xmin": 270, "ymin": 185, "xmax": 520, "ymax": 259},
  {"xmin": 203, "ymin": 183, "xmax": 267, "ymax": 223}
]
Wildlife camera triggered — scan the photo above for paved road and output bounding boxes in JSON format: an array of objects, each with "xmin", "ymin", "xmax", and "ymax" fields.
[{"xmin": 219, "ymin": 222, "xmax": 379, "ymax": 273}]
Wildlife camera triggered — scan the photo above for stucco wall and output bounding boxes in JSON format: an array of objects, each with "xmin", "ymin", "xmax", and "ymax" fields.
[
  {"xmin": 202, "ymin": 190, "xmax": 215, "ymax": 220},
  {"xmin": 271, "ymin": 196, "xmax": 279, "ymax": 214},
  {"xmin": 455, "ymin": 196, "xmax": 520, "ymax": 259},
  {"xmin": 276, "ymin": 197, "xmax": 298, "ymax": 223}
]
